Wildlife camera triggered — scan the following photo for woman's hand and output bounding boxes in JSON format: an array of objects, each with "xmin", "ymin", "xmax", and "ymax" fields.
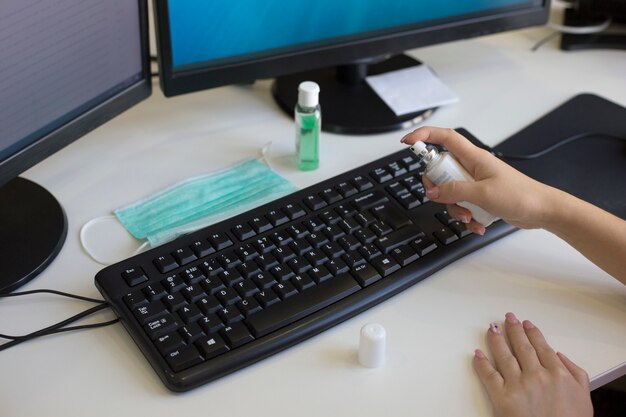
[
  {"xmin": 474, "ymin": 313, "xmax": 593, "ymax": 417},
  {"xmin": 401, "ymin": 126, "xmax": 556, "ymax": 235}
]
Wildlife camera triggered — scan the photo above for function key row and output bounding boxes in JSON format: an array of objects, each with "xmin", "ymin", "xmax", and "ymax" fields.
[
  {"xmin": 151, "ymin": 233, "xmax": 233, "ymax": 276},
  {"xmin": 231, "ymin": 203, "xmax": 306, "ymax": 241},
  {"xmin": 302, "ymin": 175, "xmax": 374, "ymax": 211},
  {"xmin": 370, "ymin": 153, "xmax": 422, "ymax": 184}
]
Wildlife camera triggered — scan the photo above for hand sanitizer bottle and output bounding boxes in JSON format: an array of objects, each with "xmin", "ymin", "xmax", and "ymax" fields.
[
  {"xmin": 295, "ymin": 81, "xmax": 320, "ymax": 170},
  {"xmin": 410, "ymin": 141, "xmax": 498, "ymax": 227}
]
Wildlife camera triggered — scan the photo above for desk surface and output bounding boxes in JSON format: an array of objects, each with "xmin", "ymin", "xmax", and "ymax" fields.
[{"xmin": 2, "ymin": 25, "xmax": 626, "ymax": 416}]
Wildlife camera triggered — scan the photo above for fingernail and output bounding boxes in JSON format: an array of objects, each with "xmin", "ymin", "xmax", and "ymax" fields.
[
  {"xmin": 474, "ymin": 349, "xmax": 485, "ymax": 359},
  {"xmin": 523, "ymin": 320, "xmax": 535, "ymax": 330},
  {"xmin": 505, "ymin": 312, "xmax": 519, "ymax": 324},
  {"xmin": 425, "ymin": 186, "xmax": 439, "ymax": 199},
  {"xmin": 460, "ymin": 215, "xmax": 471, "ymax": 224},
  {"xmin": 489, "ymin": 322, "xmax": 501, "ymax": 334}
]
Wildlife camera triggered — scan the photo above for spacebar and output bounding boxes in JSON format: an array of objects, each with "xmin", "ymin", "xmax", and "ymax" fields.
[{"xmin": 246, "ymin": 274, "xmax": 361, "ymax": 338}]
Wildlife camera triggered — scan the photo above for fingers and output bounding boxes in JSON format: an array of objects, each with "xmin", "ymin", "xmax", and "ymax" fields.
[
  {"xmin": 557, "ymin": 352, "xmax": 590, "ymax": 390},
  {"xmin": 486, "ymin": 321, "xmax": 521, "ymax": 380},
  {"xmin": 473, "ymin": 349, "xmax": 504, "ymax": 398},
  {"xmin": 503, "ymin": 312, "xmax": 541, "ymax": 371},
  {"xmin": 447, "ymin": 205, "xmax": 486, "ymax": 236},
  {"xmin": 400, "ymin": 126, "xmax": 483, "ymax": 168},
  {"xmin": 522, "ymin": 319, "xmax": 564, "ymax": 370}
]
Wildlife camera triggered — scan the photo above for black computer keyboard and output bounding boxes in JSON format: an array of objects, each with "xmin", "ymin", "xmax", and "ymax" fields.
[{"xmin": 95, "ymin": 131, "xmax": 517, "ymax": 391}]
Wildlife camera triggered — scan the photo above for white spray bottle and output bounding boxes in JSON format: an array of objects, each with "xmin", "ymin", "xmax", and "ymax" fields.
[{"xmin": 410, "ymin": 141, "xmax": 498, "ymax": 227}]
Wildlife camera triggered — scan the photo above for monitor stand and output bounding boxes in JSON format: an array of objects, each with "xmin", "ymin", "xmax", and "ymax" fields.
[
  {"xmin": 272, "ymin": 54, "xmax": 436, "ymax": 135},
  {"xmin": 0, "ymin": 177, "xmax": 67, "ymax": 294}
]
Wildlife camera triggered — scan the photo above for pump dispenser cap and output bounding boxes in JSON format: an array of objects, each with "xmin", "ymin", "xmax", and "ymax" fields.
[
  {"xmin": 298, "ymin": 81, "xmax": 320, "ymax": 108},
  {"xmin": 358, "ymin": 323, "xmax": 386, "ymax": 368},
  {"xmin": 410, "ymin": 141, "xmax": 428, "ymax": 155}
]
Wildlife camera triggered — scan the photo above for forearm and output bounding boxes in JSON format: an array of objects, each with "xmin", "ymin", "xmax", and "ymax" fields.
[{"xmin": 540, "ymin": 187, "xmax": 626, "ymax": 285}]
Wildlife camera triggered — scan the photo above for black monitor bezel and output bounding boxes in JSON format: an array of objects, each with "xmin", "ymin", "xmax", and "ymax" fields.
[
  {"xmin": 154, "ymin": 0, "xmax": 550, "ymax": 97},
  {"xmin": 0, "ymin": 0, "xmax": 152, "ymax": 188}
]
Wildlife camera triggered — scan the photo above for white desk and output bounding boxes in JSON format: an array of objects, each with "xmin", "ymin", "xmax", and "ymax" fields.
[{"xmin": 2, "ymin": 26, "xmax": 626, "ymax": 416}]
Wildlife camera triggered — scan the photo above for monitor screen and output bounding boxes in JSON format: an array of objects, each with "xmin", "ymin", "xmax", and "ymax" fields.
[
  {"xmin": 155, "ymin": 0, "xmax": 549, "ymax": 133},
  {"xmin": 0, "ymin": 0, "xmax": 151, "ymax": 293},
  {"xmin": 168, "ymin": 0, "xmax": 542, "ymax": 72}
]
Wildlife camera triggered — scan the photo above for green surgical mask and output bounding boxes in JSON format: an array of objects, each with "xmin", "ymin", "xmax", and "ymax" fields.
[
  {"xmin": 114, "ymin": 158, "xmax": 298, "ymax": 247},
  {"xmin": 80, "ymin": 158, "xmax": 298, "ymax": 264}
]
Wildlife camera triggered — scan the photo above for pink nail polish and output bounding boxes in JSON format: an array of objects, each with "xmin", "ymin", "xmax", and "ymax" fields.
[
  {"xmin": 425, "ymin": 186, "xmax": 439, "ymax": 199},
  {"xmin": 489, "ymin": 322, "xmax": 501, "ymax": 334},
  {"xmin": 505, "ymin": 312, "xmax": 519, "ymax": 324},
  {"xmin": 523, "ymin": 320, "xmax": 535, "ymax": 330},
  {"xmin": 474, "ymin": 349, "xmax": 485, "ymax": 359}
]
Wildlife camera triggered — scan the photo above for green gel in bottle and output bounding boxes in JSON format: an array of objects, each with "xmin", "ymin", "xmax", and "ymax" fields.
[{"xmin": 295, "ymin": 81, "xmax": 320, "ymax": 171}]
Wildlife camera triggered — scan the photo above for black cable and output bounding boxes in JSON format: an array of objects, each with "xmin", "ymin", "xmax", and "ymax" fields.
[
  {"xmin": 0, "ymin": 289, "xmax": 106, "ymax": 304},
  {"xmin": 496, "ymin": 132, "xmax": 626, "ymax": 161},
  {"xmin": 0, "ymin": 289, "xmax": 120, "ymax": 351}
]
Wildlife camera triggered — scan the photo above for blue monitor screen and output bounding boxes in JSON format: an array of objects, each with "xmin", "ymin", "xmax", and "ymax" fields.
[{"xmin": 168, "ymin": 0, "xmax": 540, "ymax": 71}]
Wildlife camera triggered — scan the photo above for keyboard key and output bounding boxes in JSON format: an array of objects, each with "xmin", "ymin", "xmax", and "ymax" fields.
[
  {"xmin": 208, "ymin": 232, "xmax": 233, "ymax": 250},
  {"xmin": 178, "ymin": 303, "xmax": 204, "ymax": 323},
  {"xmin": 370, "ymin": 203, "xmax": 412, "ymax": 230},
  {"xmin": 155, "ymin": 332, "xmax": 185, "ymax": 356},
  {"xmin": 218, "ymin": 305, "xmax": 244, "ymax": 325},
  {"xmin": 336, "ymin": 182, "xmax": 358, "ymax": 197},
  {"xmin": 255, "ymin": 288, "xmax": 280, "ymax": 308},
  {"xmin": 234, "ymin": 279, "xmax": 260, "ymax": 298},
  {"xmin": 449, "ymin": 221, "xmax": 472, "ymax": 238},
  {"xmin": 144, "ymin": 313, "xmax": 180, "ymax": 340},
  {"xmin": 162, "ymin": 274, "xmax": 186, "ymax": 293},
  {"xmin": 235, "ymin": 244, "xmax": 259, "ymax": 261},
  {"xmin": 197, "ymin": 296, "xmax": 222, "ymax": 315},
  {"xmin": 232, "ymin": 223, "xmax": 256, "ymax": 241},
  {"xmin": 134, "ymin": 300, "xmax": 167, "ymax": 325},
  {"xmin": 282, "ymin": 203, "xmax": 306, "ymax": 220},
  {"xmin": 180, "ymin": 266, "xmax": 205, "ymax": 284},
  {"xmin": 190, "ymin": 240, "xmax": 215, "ymax": 258},
  {"xmin": 172, "ymin": 247, "xmax": 197, "ymax": 266},
  {"xmin": 196, "ymin": 335, "xmax": 229, "ymax": 360},
  {"xmin": 387, "ymin": 161, "xmax": 408, "ymax": 177},
  {"xmin": 246, "ymin": 274, "xmax": 360, "ymax": 337},
  {"xmin": 143, "ymin": 283, "xmax": 167, "ymax": 302},
  {"xmin": 216, "ymin": 287, "xmax": 242, "ymax": 306},
  {"xmin": 351, "ymin": 175, "xmax": 373, "ymax": 191},
  {"xmin": 390, "ymin": 245, "xmax": 420, "ymax": 266},
  {"xmin": 181, "ymin": 285, "xmax": 206, "ymax": 303},
  {"xmin": 401, "ymin": 154, "xmax": 421, "ymax": 171},
  {"xmin": 411, "ymin": 236, "xmax": 438, "ymax": 256},
  {"xmin": 198, "ymin": 314, "xmax": 225, "ymax": 334},
  {"xmin": 251, "ymin": 272, "xmax": 278, "ymax": 290},
  {"xmin": 154, "ymin": 255, "xmax": 178, "ymax": 274},
  {"xmin": 124, "ymin": 290, "xmax": 148, "ymax": 309},
  {"xmin": 375, "ymin": 226, "xmax": 425, "ymax": 254},
  {"xmin": 308, "ymin": 265, "xmax": 333, "ymax": 283},
  {"xmin": 165, "ymin": 345, "xmax": 204, "ymax": 372},
  {"xmin": 163, "ymin": 293, "xmax": 187, "ymax": 311},
  {"xmin": 249, "ymin": 216, "xmax": 272, "ymax": 233},
  {"xmin": 351, "ymin": 263, "xmax": 382, "ymax": 287},
  {"xmin": 122, "ymin": 267, "xmax": 148, "ymax": 287},
  {"xmin": 303, "ymin": 194, "xmax": 327, "ymax": 211},
  {"xmin": 179, "ymin": 323, "xmax": 204, "ymax": 344},
  {"xmin": 352, "ymin": 191, "xmax": 389, "ymax": 211},
  {"xmin": 291, "ymin": 274, "xmax": 316, "ymax": 292},
  {"xmin": 370, "ymin": 167, "xmax": 393, "ymax": 183},
  {"xmin": 221, "ymin": 323, "xmax": 255, "ymax": 348},
  {"xmin": 371, "ymin": 255, "xmax": 401, "ymax": 277},
  {"xmin": 434, "ymin": 227, "xmax": 459, "ymax": 245},
  {"xmin": 397, "ymin": 192, "xmax": 421, "ymax": 210},
  {"xmin": 319, "ymin": 188, "xmax": 342, "ymax": 204},
  {"xmin": 237, "ymin": 297, "xmax": 262, "ymax": 317},
  {"xmin": 266, "ymin": 209, "xmax": 289, "ymax": 226},
  {"xmin": 273, "ymin": 281, "xmax": 299, "ymax": 300}
]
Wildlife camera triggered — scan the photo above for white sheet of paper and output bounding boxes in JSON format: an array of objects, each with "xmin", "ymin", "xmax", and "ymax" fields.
[{"xmin": 365, "ymin": 65, "xmax": 459, "ymax": 116}]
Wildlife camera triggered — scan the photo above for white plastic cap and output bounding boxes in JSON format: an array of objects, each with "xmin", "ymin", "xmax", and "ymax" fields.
[
  {"xmin": 410, "ymin": 141, "xmax": 428, "ymax": 155},
  {"xmin": 358, "ymin": 323, "xmax": 386, "ymax": 368},
  {"xmin": 298, "ymin": 81, "xmax": 320, "ymax": 108}
]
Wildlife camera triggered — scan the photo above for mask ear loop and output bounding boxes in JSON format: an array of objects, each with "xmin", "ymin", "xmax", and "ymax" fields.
[
  {"xmin": 259, "ymin": 141, "xmax": 274, "ymax": 170},
  {"xmin": 80, "ymin": 216, "xmax": 149, "ymax": 265}
]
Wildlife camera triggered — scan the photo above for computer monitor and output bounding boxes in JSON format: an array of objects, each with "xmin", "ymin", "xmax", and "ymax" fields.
[
  {"xmin": 154, "ymin": 0, "xmax": 550, "ymax": 134},
  {"xmin": 0, "ymin": 0, "xmax": 151, "ymax": 293}
]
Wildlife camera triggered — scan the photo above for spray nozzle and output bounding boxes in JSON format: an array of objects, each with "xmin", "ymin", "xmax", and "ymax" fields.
[{"xmin": 409, "ymin": 141, "xmax": 437, "ymax": 162}]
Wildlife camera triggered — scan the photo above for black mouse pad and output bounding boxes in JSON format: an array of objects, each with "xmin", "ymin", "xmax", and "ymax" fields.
[{"xmin": 493, "ymin": 93, "xmax": 626, "ymax": 220}]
